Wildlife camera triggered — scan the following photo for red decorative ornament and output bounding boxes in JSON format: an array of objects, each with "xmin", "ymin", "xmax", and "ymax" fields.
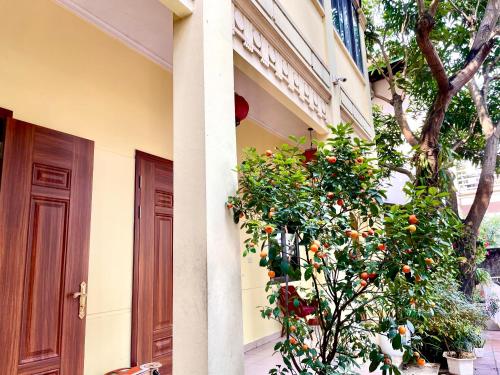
[
  {"xmin": 235, "ymin": 93, "xmax": 249, "ymax": 126},
  {"xmin": 303, "ymin": 128, "xmax": 317, "ymax": 163}
]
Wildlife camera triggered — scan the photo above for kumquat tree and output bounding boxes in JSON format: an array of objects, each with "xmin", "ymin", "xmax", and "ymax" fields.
[{"xmin": 228, "ymin": 124, "xmax": 461, "ymax": 375}]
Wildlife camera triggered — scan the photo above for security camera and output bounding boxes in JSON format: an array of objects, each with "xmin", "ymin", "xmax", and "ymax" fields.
[{"xmin": 332, "ymin": 77, "xmax": 347, "ymax": 85}]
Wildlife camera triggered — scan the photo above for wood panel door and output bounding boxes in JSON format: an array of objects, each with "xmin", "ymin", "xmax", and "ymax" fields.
[
  {"xmin": 132, "ymin": 151, "xmax": 173, "ymax": 374},
  {"xmin": 0, "ymin": 112, "xmax": 94, "ymax": 375}
]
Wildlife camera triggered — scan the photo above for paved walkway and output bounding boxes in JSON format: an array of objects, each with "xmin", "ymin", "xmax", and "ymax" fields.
[
  {"xmin": 475, "ymin": 331, "xmax": 500, "ymax": 375},
  {"xmin": 245, "ymin": 331, "xmax": 500, "ymax": 374}
]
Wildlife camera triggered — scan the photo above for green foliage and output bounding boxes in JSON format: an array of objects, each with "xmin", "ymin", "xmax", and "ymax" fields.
[
  {"xmin": 416, "ymin": 282, "xmax": 488, "ymax": 360},
  {"xmin": 479, "ymin": 215, "xmax": 500, "ymax": 248},
  {"xmin": 365, "ymin": 0, "xmax": 500, "ymax": 173},
  {"xmin": 229, "ymin": 124, "xmax": 463, "ymax": 374}
]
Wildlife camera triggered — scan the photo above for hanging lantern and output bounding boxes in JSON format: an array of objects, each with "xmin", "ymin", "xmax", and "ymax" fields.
[
  {"xmin": 235, "ymin": 93, "xmax": 249, "ymax": 126},
  {"xmin": 303, "ymin": 128, "xmax": 317, "ymax": 163}
]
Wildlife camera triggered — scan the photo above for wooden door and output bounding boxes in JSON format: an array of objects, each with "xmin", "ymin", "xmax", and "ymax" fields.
[
  {"xmin": 0, "ymin": 111, "xmax": 94, "ymax": 375},
  {"xmin": 132, "ymin": 151, "xmax": 173, "ymax": 374}
]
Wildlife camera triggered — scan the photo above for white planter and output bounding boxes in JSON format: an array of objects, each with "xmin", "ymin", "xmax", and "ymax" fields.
[
  {"xmin": 474, "ymin": 347, "xmax": 485, "ymax": 358},
  {"xmin": 377, "ymin": 334, "xmax": 404, "ymax": 358},
  {"xmin": 443, "ymin": 352, "xmax": 476, "ymax": 375}
]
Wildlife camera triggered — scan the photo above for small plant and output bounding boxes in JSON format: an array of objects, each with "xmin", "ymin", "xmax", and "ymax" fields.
[{"xmin": 229, "ymin": 124, "xmax": 461, "ymax": 374}]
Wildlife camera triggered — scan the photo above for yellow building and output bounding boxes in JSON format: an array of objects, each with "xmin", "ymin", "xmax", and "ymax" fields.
[{"xmin": 0, "ymin": 0, "xmax": 373, "ymax": 374}]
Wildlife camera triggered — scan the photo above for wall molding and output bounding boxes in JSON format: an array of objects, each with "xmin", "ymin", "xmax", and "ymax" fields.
[
  {"xmin": 244, "ymin": 331, "xmax": 282, "ymax": 353},
  {"xmin": 233, "ymin": 0, "xmax": 331, "ymax": 125},
  {"xmin": 340, "ymin": 87, "xmax": 373, "ymax": 139},
  {"xmin": 54, "ymin": 0, "xmax": 173, "ymax": 71}
]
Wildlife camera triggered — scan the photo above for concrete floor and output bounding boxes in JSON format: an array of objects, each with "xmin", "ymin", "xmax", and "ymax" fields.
[
  {"xmin": 475, "ymin": 331, "xmax": 500, "ymax": 375},
  {"xmin": 244, "ymin": 330, "xmax": 500, "ymax": 374}
]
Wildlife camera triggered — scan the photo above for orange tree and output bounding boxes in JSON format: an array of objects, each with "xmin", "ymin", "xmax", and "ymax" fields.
[{"xmin": 228, "ymin": 124, "xmax": 461, "ymax": 374}]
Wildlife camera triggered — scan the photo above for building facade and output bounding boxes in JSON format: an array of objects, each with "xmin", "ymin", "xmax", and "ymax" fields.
[{"xmin": 0, "ymin": 1, "xmax": 373, "ymax": 374}]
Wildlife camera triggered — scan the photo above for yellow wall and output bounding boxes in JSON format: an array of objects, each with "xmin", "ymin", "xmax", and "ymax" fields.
[
  {"xmin": 236, "ymin": 120, "xmax": 285, "ymax": 345},
  {"xmin": 0, "ymin": 1, "xmax": 172, "ymax": 374},
  {"xmin": 280, "ymin": 0, "xmax": 328, "ymax": 61}
]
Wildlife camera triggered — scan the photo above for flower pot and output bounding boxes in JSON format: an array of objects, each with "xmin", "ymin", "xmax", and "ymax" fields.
[
  {"xmin": 474, "ymin": 347, "xmax": 485, "ymax": 358},
  {"xmin": 377, "ymin": 334, "xmax": 403, "ymax": 358},
  {"xmin": 443, "ymin": 352, "xmax": 476, "ymax": 375}
]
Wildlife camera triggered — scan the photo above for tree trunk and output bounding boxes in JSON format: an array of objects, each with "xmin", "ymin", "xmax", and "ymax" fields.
[
  {"xmin": 458, "ymin": 228, "xmax": 478, "ymax": 298},
  {"xmin": 416, "ymin": 92, "xmax": 453, "ymax": 185}
]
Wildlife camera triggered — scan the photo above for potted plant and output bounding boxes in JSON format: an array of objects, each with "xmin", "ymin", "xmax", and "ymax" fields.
[
  {"xmin": 473, "ymin": 337, "xmax": 486, "ymax": 358},
  {"xmin": 228, "ymin": 124, "xmax": 461, "ymax": 374}
]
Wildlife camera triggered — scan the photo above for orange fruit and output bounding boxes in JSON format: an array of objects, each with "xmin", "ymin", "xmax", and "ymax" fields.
[
  {"xmin": 360, "ymin": 280, "xmax": 368, "ymax": 287},
  {"xmin": 425, "ymin": 258, "xmax": 434, "ymax": 265},
  {"xmin": 402, "ymin": 265, "xmax": 411, "ymax": 274},
  {"xmin": 368, "ymin": 228, "xmax": 375, "ymax": 236},
  {"xmin": 355, "ymin": 157, "xmax": 364, "ymax": 164},
  {"xmin": 415, "ymin": 275, "xmax": 422, "ymax": 282},
  {"xmin": 362, "ymin": 232, "xmax": 369, "ymax": 238},
  {"xmin": 226, "ymin": 202, "xmax": 233, "ymax": 209},
  {"xmin": 345, "ymin": 229, "xmax": 352, "ymax": 237},
  {"xmin": 264, "ymin": 225, "xmax": 274, "ymax": 234},
  {"xmin": 408, "ymin": 214, "xmax": 418, "ymax": 224},
  {"xmin": 337, "ymin": 199, "xmax": 344, "ymax": 206},
  {"xmin": 290, "ymin": 325, "xmax": 297, "ymax": 333},
  {"xmin": 360, "ymin": 272, "xmax": 369, "ymax": 280},
  {"xmin": 313, "ymin": 262, "xmax": 320, "ymax": 269},
  {"xmin": 398, "ymin": 326, "xmax": 407, "ymax": 335},
  {"xmin": 326, "ymin": 156, "xmax": 337, "ymax": 164},
  {"xmin": 417, "ymin": 358, "xmax": 425, "ymax": 366},
  {"xmin": 268, "ymin": 270, "xmax": 275, "ymax": 278},
  {"xmin": 260, "ymin": 251, "xmax": 267, "ymax": 258},
  {"xmin": 302, "ymin": 344, "xmax": 309, "ymax": 351},
  {"xmin": 310, "ymin": 244, "xmax": 319, "ymax": 253},
  {"xmin": 350, "ymin": 230, "xmax": 359, "ymax": 240},
  {"xmin": 377, "ymin": 243, "xmax": 386, "ymax": 251},
  {"xmin": 408, "ymin": 224, "xmax": 417, "ymax": 233},
  {"xmin": 289, "ymin": 337, "xmax": 297, "ymax": 345},
  {"xmin": 384, "ymin": 357, "xmax": 391, "ymax": 365},
  {"xmin": 327, "ymin": 192, "xmax": 335, "ymax": 200},
  {"xmin": 265, "ymin": 149, "xmax": 273, "ymax": 157}
]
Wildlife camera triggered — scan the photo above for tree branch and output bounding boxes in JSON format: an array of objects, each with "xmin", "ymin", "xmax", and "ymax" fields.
[
  {"xmin": 380, "ymin": 163, "xmax": 415, "ymax": 180},
  {"xmin": 416, "ymin": 11, "xmax": 450, "ymax": 93},
  {"xmin": 450, "ymin": 0, "xmax": 500, "ymax": 95},
  {"xmin": 429, "ymin": 0, "xmax": 440, "ymax": 17},
  {"xmin": 373, "ymin": 93, "xmax": 392, "ymax": 105},
  {"xmin": 452, "ymin": 114, "xmax": 478, "ymax": 151}
]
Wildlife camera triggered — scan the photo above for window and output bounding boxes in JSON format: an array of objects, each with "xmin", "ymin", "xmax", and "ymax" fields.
[
  {"xmin": 332, "ymin": 0, "xmax": 364, "ymax": 72},
  {"xmin": 0, "ymin": 118, "xmax": 5, "ymax": 188},
  {"xmin": 269, "ymin": 230, "xmax": 301, "ymax": 282}
]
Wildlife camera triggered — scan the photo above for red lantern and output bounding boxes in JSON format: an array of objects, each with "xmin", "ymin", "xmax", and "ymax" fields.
[
  {"xmin": 303, "ymin": 128, "xmax": 317, "ymax": 163},
  {"xmin": 235, "ymin": 93, "xmax": 249, "ymax": 126}
]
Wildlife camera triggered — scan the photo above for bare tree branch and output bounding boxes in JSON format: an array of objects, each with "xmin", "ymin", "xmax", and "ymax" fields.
[
  {"xmin": 429, "ymin": 0, "xmax": 440, "ymax": 17},
  {"xmin": 452, "ymin": 115, "xmax": 478, "ymax": 151},
  {"xmin": 373, "ymin": 93, "xmax": 392, "ymax": 105},
  {"xmin": 374, "ymin": 37, "xmax": 418, "ymax": 146},
  {"xmin": 416, "ymin": 12, "xmax": 450, "ymax": 93},
  {"xmin": 416, "ymin": 0, "xmax": 426, "ymax": 15},
  {"xmin": 380, "ymin": 163, "xmax": 415, "ymax": 180},
  {"xmin": 450, "ymin": 0, "xmax": 500, "ymax": 95}
]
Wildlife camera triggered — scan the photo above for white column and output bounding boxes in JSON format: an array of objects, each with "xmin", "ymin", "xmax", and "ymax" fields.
[{"xmin": 172, "ymin": 0, "xmax": 244, "ymax": 374}]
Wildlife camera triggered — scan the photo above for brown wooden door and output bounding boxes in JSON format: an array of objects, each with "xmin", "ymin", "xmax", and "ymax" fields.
[
  {"xmin": 0, "ymin": 112, "xmax": 94, "ymax": 375},
  {"xmin": 132, "ymin": 151, "xmax": 173, "ymax": 374}
]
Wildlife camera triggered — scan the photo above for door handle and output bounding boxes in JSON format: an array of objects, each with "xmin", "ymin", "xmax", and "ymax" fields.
[{"xmin": 73, "ymin": 281, "xmax": 87, "ymax": 319}]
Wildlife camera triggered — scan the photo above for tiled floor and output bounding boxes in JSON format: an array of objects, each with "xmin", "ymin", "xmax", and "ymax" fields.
[
  {"xmin": 245, "ymin": 330, "xmax": 500, "ymax": 374},
  {"xmin": 475, "ymin": 331, "xmax": 500, "ymax": 375}
]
